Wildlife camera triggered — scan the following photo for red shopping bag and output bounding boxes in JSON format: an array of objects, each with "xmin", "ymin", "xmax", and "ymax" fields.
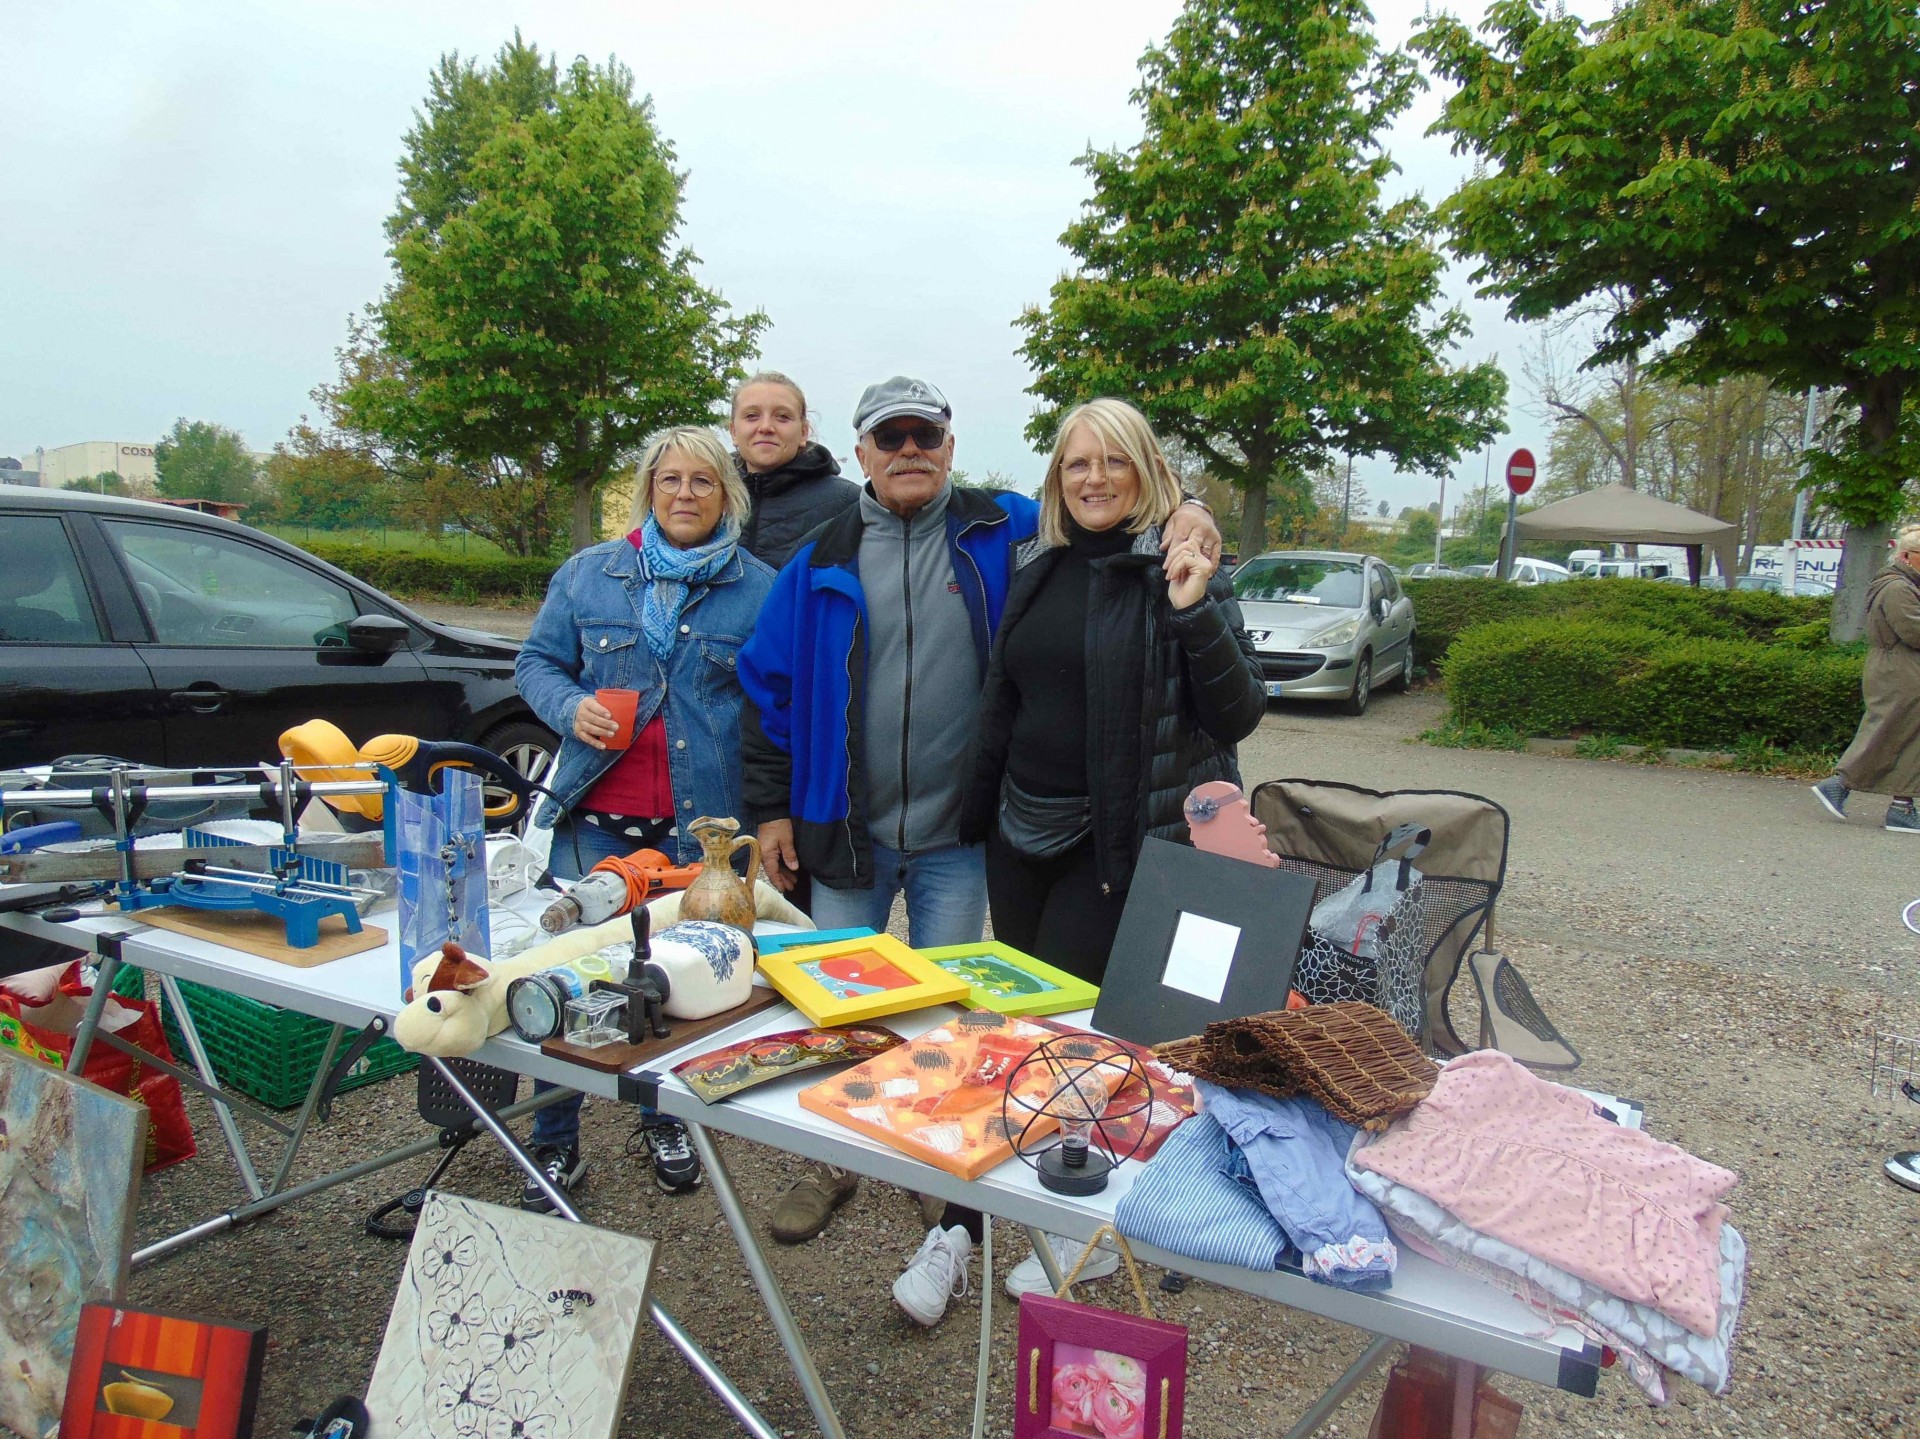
[{"xmin": 0, "ymin": 963, "xmax": 196, "ymax": 1172}]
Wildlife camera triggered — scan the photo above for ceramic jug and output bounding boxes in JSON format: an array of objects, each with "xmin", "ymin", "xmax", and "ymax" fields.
[{"xmin": 678, "ymin": 815, "xmax": 761, "ymax": 932}]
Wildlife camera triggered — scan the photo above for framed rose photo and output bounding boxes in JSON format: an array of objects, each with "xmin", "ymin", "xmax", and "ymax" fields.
[
  {"xmin": 755, "ymin": 933, "xmax": 969, "ymax": 1026},
  {"xmin": 1015, "ymin": 1292, "xmax": 1186, "ymax": 1439}
]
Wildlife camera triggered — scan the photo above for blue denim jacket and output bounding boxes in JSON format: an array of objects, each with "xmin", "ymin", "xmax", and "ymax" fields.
[{"xmin": 516, "ymin": 536, "xmax": 775, "ymax": 864}]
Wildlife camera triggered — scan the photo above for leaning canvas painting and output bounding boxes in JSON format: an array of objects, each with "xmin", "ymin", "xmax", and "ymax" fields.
[
  {"xmin": 0, "ymin": 1049, "xmax": 147, "ymax": 1439},
  {"xmin": 364, "ymin": 1191, "xmax": 656, "ymax": 1439}
]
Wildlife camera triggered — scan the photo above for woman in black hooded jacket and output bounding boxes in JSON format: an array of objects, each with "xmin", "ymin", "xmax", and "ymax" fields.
[
  {"xmin": 960, "ymin": 397, "xmax": 1266, "ymax": 983},
  {"xmin": 729, "ymin": 371, "xmax": 861, "ymax": 570}
]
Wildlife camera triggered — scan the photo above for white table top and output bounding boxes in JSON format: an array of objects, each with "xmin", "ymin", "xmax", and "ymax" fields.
[{"xmin": 0, "ymin": 899, "xmax": 1606, "ymax": 1393}]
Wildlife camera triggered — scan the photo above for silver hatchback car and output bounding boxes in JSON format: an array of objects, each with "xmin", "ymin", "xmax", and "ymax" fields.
[{"xmin": 1230, "ymin": 550, "xmax": 1416, "ymax": 715}]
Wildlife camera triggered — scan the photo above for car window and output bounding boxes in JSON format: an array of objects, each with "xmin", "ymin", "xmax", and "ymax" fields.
[
  {"xmin": 106, "ymin": 520, "xmax": 358, "ymax": 648},
  {"xmin": 1381, "ymin": 568, "xmax": 1401, "ymax": 600},
  {"xmin": 1537, "ymin": 567, "xmax": 1568, "ymax": 583},
  {"xmin": 0, "ymin": 514, "xmax": 101, "ymax": 643},
  {"xmin": 1367, "ymin": 568, "xmax": 1387, "ymax": 604},
  {"xmin": 1231, "ymin": 557, "xmax": 1364, "ymax": 608}
]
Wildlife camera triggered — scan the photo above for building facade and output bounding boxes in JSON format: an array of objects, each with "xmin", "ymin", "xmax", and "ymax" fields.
[{"xmin": 35, "ymin": 441, "xmax": 159, "ymax": 492}]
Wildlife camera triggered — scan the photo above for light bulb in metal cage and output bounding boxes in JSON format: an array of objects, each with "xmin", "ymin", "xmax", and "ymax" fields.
[{"xmin": 1001, "ymin": 1034, "xmax": 1153, "ymax": 1196}]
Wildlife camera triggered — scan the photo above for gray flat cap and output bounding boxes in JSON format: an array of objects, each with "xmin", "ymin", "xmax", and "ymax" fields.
[{"xmin": 852, "ymin": 376, "xmax": 951, "ymax": 435}]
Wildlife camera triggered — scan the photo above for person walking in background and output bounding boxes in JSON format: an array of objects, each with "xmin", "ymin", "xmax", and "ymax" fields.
[
  {"xmin": 729, "ymin": 370, "xmax": 861, "ymax": 570},
  {"xmin": 515, "ymin": 426, "xmax": 775, "ymax": 1208},
  {"xmin": 1812, "ymin": 525, "xmax": 1920, "ymax": 833},
  {"xmin": 958, "ymin": 395, "xmax": 1264, "ymax": 1295}
]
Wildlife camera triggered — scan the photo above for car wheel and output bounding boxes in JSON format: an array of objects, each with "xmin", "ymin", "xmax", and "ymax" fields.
[
  {"xmin": 480, "ymin": 719, "xmax": 560, "ymax": 831},
  {"xmin": 1342, "ymin": 653, "xmax": 1372, "ymax": 716},
  {"xmin": 1398, "ymin": 638, "xmax": 1416, "ymax": 690}
]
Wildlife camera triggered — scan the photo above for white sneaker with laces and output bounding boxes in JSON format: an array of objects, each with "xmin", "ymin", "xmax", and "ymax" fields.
[
  {"xmin": 893, "ymin": 1224, "xmax": 973, "ymax": 1327},
  {"xmin": 1004, "ymin": 1230, "xmax": 1120, "ymax": 1299}
]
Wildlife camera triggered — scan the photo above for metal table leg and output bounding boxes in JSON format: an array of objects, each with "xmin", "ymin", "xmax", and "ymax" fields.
[
  {"xmin": 64, "ymin": 948, "xmax": 122, "ymax": 1074},
  {"xmin": 426, "ymin": 1061, "xmax": 793, "ymax": 1439},
  {"xmin": 271, "ymin": 1022, "xmax": 344, "ymax": 1195},
  {"xmin": 687, "ymin": 1121, "xmax": 850, "ymax": 1439},
  {"xmin": 1278, "ymin": 1335, "xmax": 1396, "ymax": 1439},
  {"xmin": 159, "ymin": 971, "xmax": 265, "ymax": 1200},
  {"xmin": 1025, "ymin": 1224, "xmax": 1066, "ymax": 1293}
]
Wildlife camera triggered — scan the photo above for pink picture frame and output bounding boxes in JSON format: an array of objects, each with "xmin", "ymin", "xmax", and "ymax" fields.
[{"xmin": 1015, "ymin": 1292, "xmax": 1186, "ymax": 1439}]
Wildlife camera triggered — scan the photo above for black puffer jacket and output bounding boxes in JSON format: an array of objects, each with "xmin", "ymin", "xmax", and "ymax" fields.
[
  {"xmin": 737, "ymin": 443, "xmax": 862, "ymax": 570},
  {"xmin": 961, "ymin": 528, "xmax": 1266, "ymax": 893}
]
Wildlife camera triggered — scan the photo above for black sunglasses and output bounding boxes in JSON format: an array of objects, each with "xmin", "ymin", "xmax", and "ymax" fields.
[{"xmin": 868, "ymin": 421, "xmax": 948, "ymax": 452}]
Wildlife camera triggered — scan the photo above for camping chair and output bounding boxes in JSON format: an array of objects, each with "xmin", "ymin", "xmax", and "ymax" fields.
[{"xmin": 1248, "ymin": 778, "xmax": 1579, "ymax": 1069}]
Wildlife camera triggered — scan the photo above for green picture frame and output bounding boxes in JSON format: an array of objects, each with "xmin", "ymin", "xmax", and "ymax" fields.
[{"xmin": 915, "ymin": 941, "xmax": 1100, "ymax": 1017}]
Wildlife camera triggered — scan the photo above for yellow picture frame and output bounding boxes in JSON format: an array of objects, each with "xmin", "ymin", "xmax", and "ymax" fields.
[{"xmin": 756, "ymin": 933, "xmax": 970, "ymax": 1027}]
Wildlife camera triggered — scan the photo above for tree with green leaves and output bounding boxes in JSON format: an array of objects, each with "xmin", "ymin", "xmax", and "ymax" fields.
[
  {"xmin": 154, "ymin": 419, "xmax": 259, "ymax": 507},
  {"xmin": 1016, "ymin": 0, "xmax": 1507, "ymax": 554},
  {"xmin": 337, "ymin": 35, "xmax": 765, "ymax": 552},
  {"xmin": 1414, "ymin": 0, "xmax": 1920, "ymax": 638},
  {"xmin": 65, "ymin": 471, "xmax": 134, "ymax": 497}
]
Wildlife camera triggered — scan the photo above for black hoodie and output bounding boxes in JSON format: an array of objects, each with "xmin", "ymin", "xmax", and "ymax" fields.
[{"xmin": 737, "ymin": 442, "xmax": 862, "ymax": 570}]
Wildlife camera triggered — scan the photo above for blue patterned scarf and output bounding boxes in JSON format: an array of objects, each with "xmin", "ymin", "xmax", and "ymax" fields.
[{"xmin": 635, "ymin": 513, "xmax": 740, "ymax": 659}]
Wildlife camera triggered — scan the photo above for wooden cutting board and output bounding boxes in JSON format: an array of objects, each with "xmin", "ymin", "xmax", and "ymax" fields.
[
  {"xmin": 540, "ymin": 984, "xmax": 783, "ymax": 1073},
  {"xmin": 128, "ymin": 904, "xmax": 387, "ymax": 967}
]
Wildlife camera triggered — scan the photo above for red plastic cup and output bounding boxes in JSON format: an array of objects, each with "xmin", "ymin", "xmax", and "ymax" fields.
[{"xmin": 595, "ymin": 688, "xmax": 639, "ymax": 749}]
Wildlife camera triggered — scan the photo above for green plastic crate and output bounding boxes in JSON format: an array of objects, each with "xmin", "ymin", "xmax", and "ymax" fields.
[{"xmin": 159, "ymin": 978, "xmax": 416, "ymax": 1109}]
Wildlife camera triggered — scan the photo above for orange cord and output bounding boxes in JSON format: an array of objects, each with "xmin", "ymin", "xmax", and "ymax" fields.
[{"xmin": 588, "ymin": 848, "xmax": 703, "ymax": 912}]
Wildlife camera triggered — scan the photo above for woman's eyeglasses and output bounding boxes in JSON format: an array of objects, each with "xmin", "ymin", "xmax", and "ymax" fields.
[
  {"xmin": 1061, "ymin": 455, "xmax": 1135, "ymax": 481},
  {"xmin": 656, "ymin": 473, "xmax": 717, "ymax": 497},
  {"xmin": 868, "ymin": 422, "xmax": 948, "ymax": 452}
]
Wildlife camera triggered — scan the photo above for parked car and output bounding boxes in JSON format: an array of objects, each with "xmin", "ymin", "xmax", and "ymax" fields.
[
  {"xmin": 1735, "ymin": 572, "xmax": 1835, "ymax": 596},
  {"xmin": 0, "ymin": 485, "xmax": 559, "ymax": 809},
  {"xmin": 1405, "ymin": 562, "xmax": 1457, "ymax": 579},
  {"xmin": 1459, "ymin": 563, "xmax": 1496, "ymax": 578},
  {"xmin": 1229, "ymin": 550, "xmax": 1416, "ymax": 716}
]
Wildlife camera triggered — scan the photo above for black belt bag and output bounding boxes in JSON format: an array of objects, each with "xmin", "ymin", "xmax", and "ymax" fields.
[{"xmin": 997, "ymin": 777, "xmax": 1091, "ymax": 861}]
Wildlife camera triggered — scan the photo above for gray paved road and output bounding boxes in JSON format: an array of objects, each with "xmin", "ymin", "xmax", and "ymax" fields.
[{"xmin": 1243, "ymin": 686, "xmax": 1914, "ymax": 1002}]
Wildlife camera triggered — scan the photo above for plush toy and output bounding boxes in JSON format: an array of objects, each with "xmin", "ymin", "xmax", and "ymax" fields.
[{"xmin": 393, "ymin": 879, "xmax": 809, "ymax": 1056}]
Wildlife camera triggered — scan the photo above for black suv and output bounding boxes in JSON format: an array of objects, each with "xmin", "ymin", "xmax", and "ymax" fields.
[{"xmin": 0, "ymin": 484, "xmax": 558, "ymax": 790}]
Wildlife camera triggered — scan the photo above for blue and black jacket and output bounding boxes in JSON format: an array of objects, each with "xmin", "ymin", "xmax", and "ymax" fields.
[{"xmin": 738, "ymin": 484, "xmax": 1040, "ymax": 890}]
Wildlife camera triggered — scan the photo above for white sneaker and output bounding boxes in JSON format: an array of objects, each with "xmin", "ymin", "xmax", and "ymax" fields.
[
  {"xmin": 892, "ymin": 1224, "xmax": 972, "ymax": 1327},
  {"xmin": 1004, "ymin": 1231, "xmax": 1120, "ymax": 1299}
]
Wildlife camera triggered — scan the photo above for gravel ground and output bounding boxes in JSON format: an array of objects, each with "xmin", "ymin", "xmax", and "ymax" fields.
[{"xmin": 90, "ymin": 630, "xmax": 1920, "ymax": 1438}]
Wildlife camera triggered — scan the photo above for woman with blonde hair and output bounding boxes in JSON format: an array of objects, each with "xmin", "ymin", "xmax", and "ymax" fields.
[
  {"xmin": 1813, "ymin": 523, "xmax": 1920, "ymax": 833},
  {"xmin": 957, "ymin": 396, "xmax": 1263, "ymax": 1295},
  {"xmin": 515, "ymin": 424, "xmax": 774, "ymax": 1206}
]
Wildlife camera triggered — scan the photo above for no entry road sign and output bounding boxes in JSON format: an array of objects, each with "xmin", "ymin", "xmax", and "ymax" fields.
[{"xmin": 1505, "ymin": 448, "xmax": 1536, "ymax": 497}]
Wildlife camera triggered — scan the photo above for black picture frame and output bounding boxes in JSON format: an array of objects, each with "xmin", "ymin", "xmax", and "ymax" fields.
[{"xmin": 1092, "ymin": 837, "xmax": 1316, "ymax": 1047}]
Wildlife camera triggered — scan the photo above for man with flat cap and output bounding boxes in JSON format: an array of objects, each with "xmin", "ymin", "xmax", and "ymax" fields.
[{"xmin": 738, "ymin": 377, "xmax": 1221, "ymax": 1321}]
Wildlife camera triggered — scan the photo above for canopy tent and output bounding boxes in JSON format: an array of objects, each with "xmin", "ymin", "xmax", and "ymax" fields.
[{"xmin": 1507, "ymin": 483, "xmax": 1738, "ymax": 585}]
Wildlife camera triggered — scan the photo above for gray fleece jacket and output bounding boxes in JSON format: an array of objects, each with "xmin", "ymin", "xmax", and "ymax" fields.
[{"xmin": 857, "ymin": 483, "xmax": 983, "ymax": 852}]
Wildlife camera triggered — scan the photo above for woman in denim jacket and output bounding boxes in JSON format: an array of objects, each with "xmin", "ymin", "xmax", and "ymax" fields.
[{"xmin": 514, "ymin": 425, "xmax": 774, "ymax": 1206}]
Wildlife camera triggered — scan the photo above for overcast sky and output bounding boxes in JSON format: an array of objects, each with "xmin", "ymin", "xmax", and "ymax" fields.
[{"xmin": 3, "ymin": 0, "xmax": 1559, "ymax": 516}]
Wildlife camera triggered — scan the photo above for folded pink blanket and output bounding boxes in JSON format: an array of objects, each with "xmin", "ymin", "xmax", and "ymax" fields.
[{"xmin": 1350, "ymin": 1050, "xmax": 1736, "ymax": 1337}]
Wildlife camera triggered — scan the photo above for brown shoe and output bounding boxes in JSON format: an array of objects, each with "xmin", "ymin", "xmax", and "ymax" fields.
[
  {"xmin": 770, "ymin": 1164, "xmax": 859, "ymax": 1244},
  {"xmin": 914, "ymin": 1191, "xmax": 946, "ymax": 1229}
]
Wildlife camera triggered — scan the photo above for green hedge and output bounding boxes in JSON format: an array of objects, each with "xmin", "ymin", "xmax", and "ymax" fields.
[
  {"xmin": 1403, "ymin": 577, "xmax": 1832, "ymax": 666},
  {"xmin": 1442, "ymin": 616, "xmax": 1864, "ymax": 751},
  {"xmin": 300, "ymin": 542, "xmax": 557, "ymax": 601}
]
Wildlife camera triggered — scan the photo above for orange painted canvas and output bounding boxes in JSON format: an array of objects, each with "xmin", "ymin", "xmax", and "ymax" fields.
[
  {"xmin": 797, "ymin": 1011, "xmax": 1133, "ymax": 1179},
  {"xmin": 60, "ymin": 1304, "xmax": 266, "ymax": 1438}
]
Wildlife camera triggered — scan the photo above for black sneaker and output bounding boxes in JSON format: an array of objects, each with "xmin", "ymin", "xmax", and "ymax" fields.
[
  {"xmin": 520, "ymin": 1143, "xmax": 586, "ymax": 1213},
  {"xmin": 639, "ymin": 1117, "xmax": 702, "ymax": 1193}
]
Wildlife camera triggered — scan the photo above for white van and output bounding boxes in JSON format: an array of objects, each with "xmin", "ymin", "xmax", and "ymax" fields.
[{"xmin": 1510, "ymin": 557, "xmax": 1572, "ymax": 585}]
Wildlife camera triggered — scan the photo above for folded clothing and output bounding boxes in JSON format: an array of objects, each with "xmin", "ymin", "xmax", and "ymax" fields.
[
  {"xmin": 1347, "ymin": 1148, "xmax": 1746, "ymax": 1399},
  {"xmin": 1113, "ymin": 1112, "xmax": 1291, "ymax": 1272},
  {"xmin": 1156, "ymin": 1001, "xmax": 1438, "ymax": 1129},
  {"xmin": 1199, "ymin": 1082, "xmax": 1395, "ymax": 1289},
  {"xmin": 1350, "ymin": 1050, "xmax": 1737, "ymax": 1338}
]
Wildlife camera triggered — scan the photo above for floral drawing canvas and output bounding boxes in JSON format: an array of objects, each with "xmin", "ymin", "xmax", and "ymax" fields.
[
  {"xmin": 364, "ymin": 1191, "xmax": 656, "ymax": 1439},
  {"xmin": 0, "ymin": 1050, "xmax": 146, "ymax": 1439}
]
